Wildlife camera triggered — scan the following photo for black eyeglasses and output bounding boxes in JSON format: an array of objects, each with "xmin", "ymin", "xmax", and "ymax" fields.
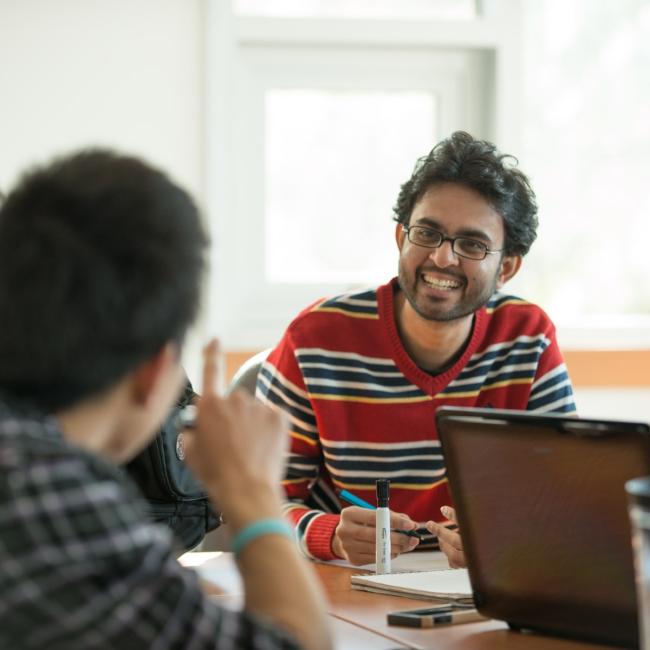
[{"xmin": 402, "ymin": 225, "xmax": 503, "ymax": 261}]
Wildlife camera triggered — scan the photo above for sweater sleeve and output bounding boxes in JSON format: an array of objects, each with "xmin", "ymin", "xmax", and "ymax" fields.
[
  {"xmin": 256, "ymin": 330, "xmax": 340, "ymax": 560},
  {"xmin": 527, "ymin": 320, "xmax": 577, "ymax": 414}
]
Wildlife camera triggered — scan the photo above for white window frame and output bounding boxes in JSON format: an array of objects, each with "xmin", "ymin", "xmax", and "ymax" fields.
[{"xmin": 204, "ymin": 0, "xmax": 524, "ymax": 349}]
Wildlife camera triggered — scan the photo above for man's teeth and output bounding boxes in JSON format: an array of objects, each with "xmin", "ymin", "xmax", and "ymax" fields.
[{"xmin": 421, "ymin": 274, "xmax": 462, "ymax": 290}]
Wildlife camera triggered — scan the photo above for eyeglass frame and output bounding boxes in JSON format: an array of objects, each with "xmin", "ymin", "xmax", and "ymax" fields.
[{"xmin": 401, "ymin": 224, "xmax": 504, "ymax": 261}]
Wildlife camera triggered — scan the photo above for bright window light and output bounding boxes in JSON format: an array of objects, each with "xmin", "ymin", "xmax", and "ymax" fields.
[
  {"xmin": 264, "ymin": 89, "xmax": 437, "ymax": 283},
  {"xmin": 235, "ymin": 0, "xmax": 478, "ymax": 20},
  {"xmin": 513, "ymin": 0, "xmax": 650, "ymax": 321}
]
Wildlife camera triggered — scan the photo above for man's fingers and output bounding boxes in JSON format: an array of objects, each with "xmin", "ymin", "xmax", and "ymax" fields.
[
  {"xmin": 347, "ymin": 551, "xmax": 377, "ymax": 565},
  {"xmin": 202, "ymin": 338, "xmax": 220, "ymax": 395},
  {"xmin": 427, "ymin": 521, "xmax": 464, "ymax": 551},
  {"xmin": 389, "ymin": 512, "xmax": 419, "ymax": 531},
  {"xmin": 440, "ymin": 528, "xmax": 463, "ymax": 552},
  {"xmin": 340, "ymin": 505, "xmax": 376, "ymax": 526},
  {"xmin": 432, "ymin": 520, "xmax": 467, "ymax": 569},
  {"xmin": 437, "ymin": 525, "xmax": 463, "ymax": 551},
  {"xmin": 440, "ymin": 505, "xmax": 457, "ymax": 525},
  {"xmin": 440, "ymin": 542, "xmax": 466, "ymax": 569},
  {"xmin": 392, "ymin": 533, "xmax": 420, "ymax": 553}
]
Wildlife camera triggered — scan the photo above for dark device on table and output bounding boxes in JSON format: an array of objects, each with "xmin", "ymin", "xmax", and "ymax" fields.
[
  {"xmin": 388, "ymin": 603, "xmax": 479, "ymax": 628},
  {"xmin": 437, "ymin": 406, "xmax": 650, "ymax": 649}
]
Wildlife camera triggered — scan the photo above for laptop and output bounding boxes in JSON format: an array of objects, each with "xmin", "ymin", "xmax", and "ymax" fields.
[{"xmin": 436, "ymin": 406, "xmax": 650, "ymax": 648}]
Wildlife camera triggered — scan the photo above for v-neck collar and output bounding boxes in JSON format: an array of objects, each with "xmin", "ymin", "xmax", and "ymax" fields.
[{"xmin": 378, "ymin": 278, "xmax": 488, "ymax": 395}]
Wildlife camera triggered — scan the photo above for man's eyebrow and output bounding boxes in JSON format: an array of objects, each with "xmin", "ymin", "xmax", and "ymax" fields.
[{"xmin": 413, "ymin": 217, "xmax": 494, "ymax": 244}]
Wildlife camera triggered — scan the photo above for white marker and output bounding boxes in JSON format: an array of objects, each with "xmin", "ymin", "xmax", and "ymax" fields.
[{"xmin": 375, "ymin": 479, "xmax": 391, "ymax": 574}]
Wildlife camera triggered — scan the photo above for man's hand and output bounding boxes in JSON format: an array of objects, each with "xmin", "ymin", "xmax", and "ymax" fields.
[
  {"xmin": 426, "ymin": 505, "xmax": 466, "ymax": 568},
  {"xmin": 185, "ymin": 340, "xmax": 332, "ymax": 650},
  {"xmin": 183, "ymin": 339, "xmax": 288, "ymax": 530},
  {"xmin": 332, "ymin": 506, "xmax": 420, "ymax": 565}
]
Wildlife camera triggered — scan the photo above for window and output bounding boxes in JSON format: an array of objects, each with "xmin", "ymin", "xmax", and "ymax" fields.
[
  {"xmin": 234, "ymin": 0, "xmax": 478, "ymax": 20},
  {"xmin": 265, "ymin": 89, "xmax": 436, "ymax": 283},
  {"xmin": 206, "ymin": 2, "xmax": 506, "ymax": 348},
  {"xmin": 507, "ymin": 0, "xmax": 650, "ymax": 347}
]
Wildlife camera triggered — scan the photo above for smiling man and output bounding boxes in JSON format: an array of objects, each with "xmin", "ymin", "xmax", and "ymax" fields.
[{"xmin": 256, "ymin": 131, "xmax": 576, "ymax": 568}]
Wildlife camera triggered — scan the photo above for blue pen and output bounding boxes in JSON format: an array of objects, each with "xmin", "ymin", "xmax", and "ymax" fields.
[
  {"xmin": 338, "ymin": 489, "xmax": 423, "ymax": 540},
  {"xmin": 339, "ymin": 489, "xmax": 374, "ymax": 509}
]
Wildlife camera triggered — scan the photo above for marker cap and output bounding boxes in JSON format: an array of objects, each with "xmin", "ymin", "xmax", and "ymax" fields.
[{"xmin": 376, "ymin": 479, "xmax": 390, "ymax": 508}]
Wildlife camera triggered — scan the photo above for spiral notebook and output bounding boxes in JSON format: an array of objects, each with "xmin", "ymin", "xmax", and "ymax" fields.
[{"xmin": 351, "ymin": 568, "xmax": 473, "ymax": 604}]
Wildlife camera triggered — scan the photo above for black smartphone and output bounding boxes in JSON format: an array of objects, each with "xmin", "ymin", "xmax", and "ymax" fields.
[
  {"xmin": 387, "ymin": 605, "xmax": 482, "ymax": 628},
  {"xmin": 387, "ymin": 605, "xmax": 451, "ymax": 627}
]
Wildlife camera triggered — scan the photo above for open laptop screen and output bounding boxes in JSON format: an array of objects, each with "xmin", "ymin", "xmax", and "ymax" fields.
[{"xmin": 437, "ymin": 407, "xmax": 650, "ymax": 648}]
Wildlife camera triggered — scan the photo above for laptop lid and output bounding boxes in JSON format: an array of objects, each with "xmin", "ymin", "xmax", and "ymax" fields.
[{"xmin": 436, "ymin": 406, "xmax": 650, "ymax": 648}]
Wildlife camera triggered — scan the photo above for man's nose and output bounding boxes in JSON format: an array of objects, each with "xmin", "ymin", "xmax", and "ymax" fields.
[{"xmin": 427, "ymin": 239, "xmax": 459, "ymax": 268}]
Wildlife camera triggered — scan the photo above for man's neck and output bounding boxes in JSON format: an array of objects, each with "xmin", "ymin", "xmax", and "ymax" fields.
[
  {"xmin": 393, "ymin": 290, "xmax": 474, "ymax": 374},
  {"xmin": 56, "ymin": 382, "xmax": 130, "ymax": 461}
]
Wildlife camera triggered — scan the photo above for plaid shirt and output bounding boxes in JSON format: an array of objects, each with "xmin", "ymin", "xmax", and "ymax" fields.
[{"xmin": 0, "ymin": 399, "xmax": 300, "ymax": 650}]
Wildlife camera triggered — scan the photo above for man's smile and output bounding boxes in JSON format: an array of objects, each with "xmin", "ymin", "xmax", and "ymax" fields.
[{"xmin": 420, "ymin": 272, "xmax": 464, "ymax": 291}]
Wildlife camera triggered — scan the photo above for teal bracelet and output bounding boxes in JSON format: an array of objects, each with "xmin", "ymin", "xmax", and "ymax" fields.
[{"xmin": 231, "ymin": 518, "xmax": 295, "ymax": 556}]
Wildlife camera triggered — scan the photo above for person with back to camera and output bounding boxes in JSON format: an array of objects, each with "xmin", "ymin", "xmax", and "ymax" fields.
[
  {"xmin": 256, "ymin": 131, "xmax": 577, "ymax": 570},
  {"xmin": 0, "ymin": 150, "xmax": 331, "ymax": 649}
]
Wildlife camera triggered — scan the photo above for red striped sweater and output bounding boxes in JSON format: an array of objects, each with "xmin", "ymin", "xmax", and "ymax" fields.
[{"xmin": 256, "ymin": 279, "xmax": 576, "ymax": 560}]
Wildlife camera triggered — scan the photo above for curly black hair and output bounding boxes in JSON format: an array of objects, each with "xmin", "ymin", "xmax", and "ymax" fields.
[{"xmin": 393, "ymin": 131, "xmax": 538, "ymax": 256}]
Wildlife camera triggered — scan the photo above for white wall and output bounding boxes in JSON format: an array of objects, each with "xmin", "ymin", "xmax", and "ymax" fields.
[
  {"xmin": 0, "ymin": 0, "xmax": 207, "ymax": 382},
  {"xmin": 0, "ymin": 0, "xmax": 204, "ymax": 197}
]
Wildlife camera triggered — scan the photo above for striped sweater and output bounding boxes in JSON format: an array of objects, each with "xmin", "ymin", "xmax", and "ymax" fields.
[{"xmin": 256, "ymin": 279, "xmax": 576, "ymax": 560}]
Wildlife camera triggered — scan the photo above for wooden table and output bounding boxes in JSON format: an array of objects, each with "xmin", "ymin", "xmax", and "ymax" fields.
[
  {"xmin": 183, "ymin": 552, "xmax": 620, "ymax": 650},
  {"xmin": 314, "ymin": 562, "xmax": 618, "ymax": 650}
]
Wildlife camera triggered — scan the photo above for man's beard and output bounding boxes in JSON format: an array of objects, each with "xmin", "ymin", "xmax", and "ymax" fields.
[{"xmin": 397, "ymin": 262, "xmax": 498, "ymax": 322}]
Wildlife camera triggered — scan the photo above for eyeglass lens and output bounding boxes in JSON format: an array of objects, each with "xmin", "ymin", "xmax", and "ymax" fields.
[{"xmin": 407, "ymin": 227, "xmax": 487, "ymax": 260}]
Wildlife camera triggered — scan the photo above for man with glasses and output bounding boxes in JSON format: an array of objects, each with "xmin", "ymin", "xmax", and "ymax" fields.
[{"xmin": 257, "ymin": 131, "xmax": 576, "ymax": 568}]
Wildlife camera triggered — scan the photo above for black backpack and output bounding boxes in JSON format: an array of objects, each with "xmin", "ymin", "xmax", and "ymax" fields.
[{"xmin": 124, "ymin": 379, "xmax": 221, "ymax": 550}]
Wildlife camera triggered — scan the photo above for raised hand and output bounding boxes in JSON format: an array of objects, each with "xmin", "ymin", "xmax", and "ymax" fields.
[{"xmin": 183, "ymin": 339, "xmax": 289, "ymax": 530}]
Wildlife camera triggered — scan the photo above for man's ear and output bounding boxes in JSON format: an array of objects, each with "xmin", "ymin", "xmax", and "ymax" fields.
[
  {"xmin": 496, "ymin": 254, "xmax": 523, "ymax": 289},
  {"xmin": 131, "ymin": 342, "xmax": 178, "ymax": 406},
  {"xmin": 395, "ymin": 222, "xmax": 406, "ymax": 250}
]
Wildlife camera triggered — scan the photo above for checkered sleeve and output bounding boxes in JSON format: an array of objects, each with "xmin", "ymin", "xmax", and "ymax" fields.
[{"xmin": 0, "ymin": 435, "xmax": 300, "ymax": 650}]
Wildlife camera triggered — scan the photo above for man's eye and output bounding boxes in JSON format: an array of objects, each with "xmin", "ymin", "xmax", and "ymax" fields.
[
  {"xmin": 458, "ymin": 239, "xmax": 486, "ymax": 252},
  {"xmin": 416, "ymin": 228, "xmax": 438, "ymax": 242}
]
